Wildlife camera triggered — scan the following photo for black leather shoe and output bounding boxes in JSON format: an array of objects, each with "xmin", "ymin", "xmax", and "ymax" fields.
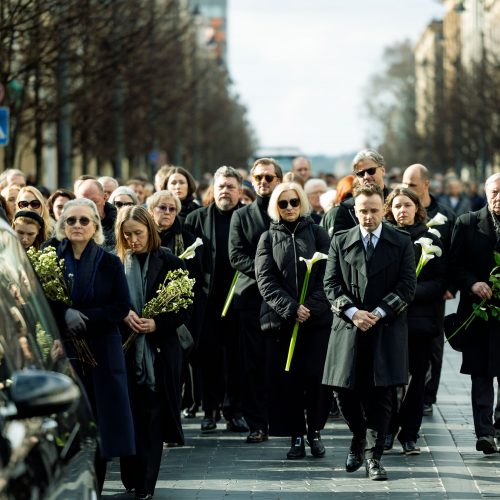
[
  {"xmin": 201, "ymin": 416, "xmax": 217, "ymax": 433},
  {"xmin": 246, "ymin": 430, "xmax": 269, "ymax": 443},
  {"xmin": 307, "ymin": 431, "xmax": 326, "ymax": 457},
  {"xmin": 345, "ymin": 450, "xmax": 364, "ymax": 472},
  {"xmin": 401, "ymin": 440, "xmax": 420, "ymax": 455},
  {"xmin": 476, "ymin": 436, "xmax": 498, "ymax": 454},
  {"xmin": 182, "ymin": 407, "xmax": 197, "ymax": 418},
  {"xmin": 423, "ymin": 404, "xmax": 433, "ymax": 416},
  {"xmin": 365, "ymin": 458, "xmax": 388, "ymax": 480},
  {"xmin": 226, "ymin": 416, "xmax": 249, "ymax": 432},
  {"xmin": 384, "ymin": 433, "xmax": 394, "ymax": 451},
  {"xmin": 287, "ymin": 436, "xmax": 306, "ymax": 459},
  {"xmin": 136, "ymin": 493, "xmax": 153, "ymax": 500}
]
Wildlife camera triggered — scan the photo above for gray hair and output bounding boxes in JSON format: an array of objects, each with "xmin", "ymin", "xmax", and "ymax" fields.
[
  {"xmin": 214, "ymin": 165, "xmax": 243, "ymax": 186},
  {"xmin": 352, "ymin": 149, "xmax": 385, "ymax": 172},
  {"xmin": 485, "ymin": 173, "xmax": 500, "ymax": 188},
  {"xmin": 268, "ymin": 182, "xmax": 311, "ymax": 222},
  {"xmin": 146, "ymin": 190, "xmax": 181, "ymax": 212},
  {"xmin": 55, "ymin": 198, "xmax": 104, "ymax": 245},
  {"xmin": 108, "ymin": 186, "xmax": 139, "ymax": 205},
  {"xmin": 304, "ymin": 178, "xmax": 327, "ymax": 194}
]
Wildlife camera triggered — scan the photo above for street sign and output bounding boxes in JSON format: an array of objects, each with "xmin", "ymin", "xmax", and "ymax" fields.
[{"xmin": 0, "ymin": 107, "xmax": 9, "ymax": 146}]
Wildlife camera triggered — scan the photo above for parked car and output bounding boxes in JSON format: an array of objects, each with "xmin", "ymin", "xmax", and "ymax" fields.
[{"xmin": 0, "ymin": 219, "xmax": 98, "ymax": 499}]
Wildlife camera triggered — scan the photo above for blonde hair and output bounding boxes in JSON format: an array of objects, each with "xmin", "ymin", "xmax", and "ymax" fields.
[
  {"xmin": 16, "ymin": 186, "xmax": 52, "ymax": 241},
  {"xmin": 267, "ymin": 182, "xmax": 310, "ymax": 222}
]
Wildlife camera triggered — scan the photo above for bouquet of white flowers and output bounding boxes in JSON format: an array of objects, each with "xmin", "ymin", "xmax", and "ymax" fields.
[{"xmin": 123, "ymin": 268, "xmax": 195, "ymax": 352}]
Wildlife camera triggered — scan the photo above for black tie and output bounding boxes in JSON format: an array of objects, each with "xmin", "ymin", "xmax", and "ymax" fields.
[{"xmin": 366, "ymin": 233, "xmax": 374, "ymax": 261}]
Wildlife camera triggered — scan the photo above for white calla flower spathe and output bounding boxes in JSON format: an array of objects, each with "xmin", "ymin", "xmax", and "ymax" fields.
[
  {"xmin": 427, "ymin": 227, "xmax": 442, "ymax": 238},
  {"xmin": 299, "ymin": 252, "xmax": 328, "ymax": 273},
  {"xmin": 414, "ymin": 236, "xmax": 442, "ymax": 276},
  {"xmin": 427, "ymin": 212, "xmax": 448, "ymax": 228},
  {"xmin": 179, "ymin": 237, "xmax": 203, "ymax": 260}
]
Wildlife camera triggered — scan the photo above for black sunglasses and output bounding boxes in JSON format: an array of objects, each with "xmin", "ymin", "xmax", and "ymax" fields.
[
  {"xmin": 66, "ymin": 216, "xmax": 92, "ymax": 226},
  {"xmin": 253, "ymin": 174, "xmax": 276, "ymax": 183},
  {"xmin": 114, "ymin": 201, "xmax": 135, "ymax": 208},
  {"xmin": 355, "ymin": 167, "xmax": 379, "ymax": 178},
  {"xmin": 18, "ymin": 200, "xmax": 42, "ymax": 210},
  {"xmin": 278, "ymin": 198, "xmax": 300, "ymax": 209}
]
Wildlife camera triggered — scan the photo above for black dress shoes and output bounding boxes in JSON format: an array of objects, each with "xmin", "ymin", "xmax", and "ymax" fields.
[
  {"xmin": 307, "ymin": 431, "xmax": 326, "ymax": 457},
  {"xmin": 286, "ymin": 436, "xmax": 306, "ymax": 459},
  {"xmin": 345, "ymin": 449, "xmax": 364, "ymax": 472},
  {"xmin": 401, "ymin": 440, "xmax": 421, "ymax": 455},
  {"xmin": 226, "ymin": 416, "xmax": 249, "ymax": 432},
  {"xmin": 383, "ymin": 433, "xmax": 394, "ymax": 451},
  {"xmin": 201, "ymin": 416, "xmax": 217, "ymax": 433},
  {"xmin": 365, "ymin": 458, "xmax": 388, "ymax": 480},
  {"xmin": 246, "ymin": 430, "xmax": 269, "ymax": 443}
]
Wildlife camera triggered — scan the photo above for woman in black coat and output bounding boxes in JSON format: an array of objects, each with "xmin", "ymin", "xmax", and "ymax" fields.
[
  {"xmin": 116, "ymin": 206, "xmax": 188, "ymax": 500},
  {"xmin": 384, "ymin": 187, "xmax": 446, "ymax": 455},
  {"xmin": 161, "ymin": 166, "xmax": 200, "ymax": 224},
  {"xmin": 255, "ymin": 181, "xmax": 332, "ymax": 460},
  {"xmin": 45, "ymin": 198, "xmax": 135, "ymax": 492}
]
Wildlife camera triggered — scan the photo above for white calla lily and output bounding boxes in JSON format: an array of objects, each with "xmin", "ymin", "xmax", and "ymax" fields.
[
  {"xmin": 427, "ymin": 227, "xmax": 442, "ymax": 238},
  {"xmin": 427, "ymin": 212, "xmax": 448, "ymax": 228},
  {"xmin": 179, "ymin": 237, "xmax": 203, "ymax": 260},
  {"xmin": 414, "ymin": 236, "xmax": 442, "ymax": 276},
  {"xmin": 299, "ymin": 252, "xmax": 328, "ymax": 273}
]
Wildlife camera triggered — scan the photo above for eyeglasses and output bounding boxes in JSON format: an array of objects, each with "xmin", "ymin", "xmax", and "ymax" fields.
[
  {"xmin": 18, "ymin": 200, "xmax": 42, "ymax": 210},
  {"xmin": 114, "ymin": 201, "xmax": 135, "ymax": 208},
  {"xmin": 253, "ymin": 174, "xmax": 277, "ymax": 183},
  {"xmin": 277, "ymin": 198, "xmax": 300, "ymax": 209},
  {"xmin": 355, "ymin": 167, "xmax": 379, "ymax": 178},
  {"xmin": 65, "ymin": 216, "xmax": 92, "ymax": 226},
  {"xmin": 155, "ymin": 205, "xmax": 177, "ymax": 213}
]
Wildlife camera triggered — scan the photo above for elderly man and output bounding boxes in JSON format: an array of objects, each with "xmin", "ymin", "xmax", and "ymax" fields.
[
  {"xmin": 304, "ymin": 178, "xmax": 328, "ymax": 223},
  {"xmin": 185, "ymin": 166, "xmax": 247, "ymax": 434},
  {"xmin": 323, "ymin": 184, "xmax": 416, "ymax": 480},
  {"xmin": 402, "ymin": 163, "xmax": 457, "ymax": 417},
  {"xmin": 0, "ymin": 168, "xmax": 26, "ymax": 189},
  {"xmin": 98, "ymin": 176, "xmax": 119, "ymax": 201},
  {"xmin": 333, "ymin": 149, "xmax": 390, "ymax": 234},
  {"xmin": 229, "ymin": 157, "xmax": 282, "ymax": 443},
  {"xmin": 448, "ymin": 173, "xmax": 500, "ymax": 454},
  {"xmin": 292, "ymin": 156, "xmax": 312, "ymax": 182},
  {"xmin": 76, "ymin": 179, "xmax": 117, "ymax": 251}
]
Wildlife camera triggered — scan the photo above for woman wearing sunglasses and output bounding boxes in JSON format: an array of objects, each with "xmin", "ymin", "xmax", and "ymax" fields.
[
  {"xmin": 16, "ymin": 186, "xmax": 52, "ymax": 241},
  {"xmin": 47, "ymin": 198, "xmax": 135, "ymax": 493},
  {"xmin": 115, "ymin": 206, "xmax": 189, "ymax": 499},
  {"xmin": 255, "ymin": 182, "xmax": 332, "ymax": 460},
  {"xmin": 109, "ymin": 186, "xmax": 139, "ymax": 210},
  {"xmin": 147, "ymin": 189, "xmax": 203, "ymax": 419}
]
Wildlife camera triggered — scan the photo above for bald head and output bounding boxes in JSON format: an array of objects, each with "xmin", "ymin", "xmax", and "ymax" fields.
[
  {"xmin": 402, "ymin": 164, "xmax": 430, "ymax": 202},
  {"xmin": 76, "ymin": 179, "xmax": 106, "ymax": 217}
]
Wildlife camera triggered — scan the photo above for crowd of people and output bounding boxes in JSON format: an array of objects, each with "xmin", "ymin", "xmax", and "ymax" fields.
[{"xmin": 0, "ymin": 150, "xmax": 498, "ymax": 497}]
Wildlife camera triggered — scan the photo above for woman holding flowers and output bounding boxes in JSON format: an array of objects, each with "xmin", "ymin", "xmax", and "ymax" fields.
[
  {"xmin": 255, "ymin": 182, "xmax": 332, "ymax": 460},
  {"xmin": 383, "ymin": 187, "xmax": 446, "ymax": 455},
  {"xmin": 47, "ymin": 198, "xmax": 135, "ymax": 492},
  {"xmin": 116, "ymin": 206, "xmax": 189, "ymax": 500}
]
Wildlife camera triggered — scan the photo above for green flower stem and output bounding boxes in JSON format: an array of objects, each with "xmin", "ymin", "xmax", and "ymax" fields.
[
  {"xmin": 285, "ymin": 270, "xmax": 311, "ymax": 372},
  {"xmin": 446, "ymin": 297, "xmax": 487, "ymax": 344},
  {"xmin": 221, "ymin": 271, "xmax": 239, "ymax": 318}
]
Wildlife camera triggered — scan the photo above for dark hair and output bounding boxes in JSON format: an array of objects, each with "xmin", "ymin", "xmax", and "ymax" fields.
[
  {"xmin": 250, "ymin": 157, "xmax": 284, "ymax": 180},
  {"xmin": 161, "ymin": 166, "xmax": 196, "ymax": 198},
  {"xmin": 115, "ymin": 205, "xmax": 161, "ymax": 262},
  {"xmin": 47, "ymin": 189, "xmax": 76, "ymax": 218},
  {"xmin": 383, "ymin": 186, "xmax": 427, "ymax": 225}
]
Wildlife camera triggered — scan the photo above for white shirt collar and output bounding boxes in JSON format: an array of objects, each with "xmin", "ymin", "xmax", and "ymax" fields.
[{"xmin": 359, "ymin": 223, "xmax": 382, "ymax": 242}]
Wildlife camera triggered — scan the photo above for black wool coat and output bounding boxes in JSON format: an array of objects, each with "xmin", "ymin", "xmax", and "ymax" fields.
[
  {"xmin": 449, "ymin": 206, "xmax": 500, "ymax": 376},
  {"xmin": 322, "ymin": 223, "xmax": 416, "ymax": 389}
]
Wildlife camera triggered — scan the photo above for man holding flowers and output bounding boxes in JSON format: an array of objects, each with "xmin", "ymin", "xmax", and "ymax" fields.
[
  {"xmin": 322, "ymin": 184, "xmax": 416, "ymax": 481},
  {"xmin": 448, "ymin": 172, "xmax": 500, "ymax": 455}
]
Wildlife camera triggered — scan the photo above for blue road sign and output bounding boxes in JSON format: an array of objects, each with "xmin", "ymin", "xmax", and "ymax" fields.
[{"xmin": 0, "ymin": 107, "xmax": 9, "ymax": 146}]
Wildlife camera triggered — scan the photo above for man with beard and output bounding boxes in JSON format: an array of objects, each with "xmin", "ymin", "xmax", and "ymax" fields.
[
  {"xmin": 448, "ymin": 173, "xmax": 500, "ymax": 454},
  {"xmin": 229, "ymin": 157, "xmax": 283, "ymax": 443},
  {"xmin": 185, "ymin": 166, "xmax": 248, "ymax": 433}
]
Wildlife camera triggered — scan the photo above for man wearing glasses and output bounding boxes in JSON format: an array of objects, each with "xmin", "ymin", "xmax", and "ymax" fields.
[
  {"xmin": 333, "ymin": 149, "xmax": 390, "ymax": 234},
  {"xmin": 229, "ymin": 157, "xmax": 283, "ymax": 443}
]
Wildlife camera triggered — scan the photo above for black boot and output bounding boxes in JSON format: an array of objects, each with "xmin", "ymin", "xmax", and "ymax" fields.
[
  {"xmin": 307, "ymin": 431, "xmax": 326, "ymax": 457},
  {"xmin": 286, "ymin": 436, "xmax": 305, "ymax": 459}
]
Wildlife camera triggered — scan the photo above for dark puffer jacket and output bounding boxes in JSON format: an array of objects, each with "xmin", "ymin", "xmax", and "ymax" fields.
[{"xmin": 255, "ymin": 216, "xmax": 332, "ymax": 333}]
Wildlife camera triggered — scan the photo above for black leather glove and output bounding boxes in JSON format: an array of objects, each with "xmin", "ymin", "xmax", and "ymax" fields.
[{"xmin": 64, "ymin": 308, "xmax": 89, "ymax": 336}]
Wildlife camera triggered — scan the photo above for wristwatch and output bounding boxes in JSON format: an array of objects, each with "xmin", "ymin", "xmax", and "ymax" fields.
[{"xmin": 372, "ymin": 309, "xmax": 383, "ymax": 319}]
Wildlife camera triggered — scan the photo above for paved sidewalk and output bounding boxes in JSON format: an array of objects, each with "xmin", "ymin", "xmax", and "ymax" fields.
[{"xmin": 103, "ymin": 344, "xmax": 500, "ymax": 499}]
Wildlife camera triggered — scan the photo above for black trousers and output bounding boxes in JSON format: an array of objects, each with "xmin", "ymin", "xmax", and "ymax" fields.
[
  {"xmin": 199, "ymin": 304, "xmax": 242, "ymax": 419},
  {"xmin": 424, "ymin": 330, "xmax": 444, "ymax": 405},
  {"xmin": 266, "ymin": 330, "xmax": 332, "ymax": 438},
  {"xmin": 471, "ymin": 375, "xmax": 499, "ymax": 438},
  {"xmin": 120, "ymin": 385, "xmax": 163, "ymax": 496},
  {"xmin": 238, "ymin": 309, "xmax": 269, "ymax": 433},
  {"xmin": 393, "ymin": 332, "xmax": 433, "ymax": 442}
]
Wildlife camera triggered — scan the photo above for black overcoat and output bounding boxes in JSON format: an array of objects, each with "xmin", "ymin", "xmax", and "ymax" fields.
[
  {"xmin": 322, "ymin": 223, "xmax": 416, "ymax": 388},
  {"xmin": 449, "ymin": 206, "xmax": 500, "ymax": 376}
]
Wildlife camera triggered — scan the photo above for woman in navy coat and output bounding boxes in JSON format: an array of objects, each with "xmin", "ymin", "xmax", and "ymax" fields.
[
  {"xmin": 116, "ymin": 206, "xmax": 187, "ymax": 500},
  {"xmin": 46, "ymin": 198, "xmax": 135, "ymax": 492}
]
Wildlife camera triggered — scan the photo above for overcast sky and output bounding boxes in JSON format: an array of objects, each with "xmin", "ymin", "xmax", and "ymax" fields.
[{"xmin": 227, "ymin": 0, "xmax": 444, "ymax": 157}]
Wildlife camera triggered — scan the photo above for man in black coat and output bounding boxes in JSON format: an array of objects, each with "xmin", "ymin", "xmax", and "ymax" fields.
[
  {"xmin": 229, "ymin": 157, "xmax": 283, "ymax": 443},
  {"xmin": 448, "ymin": 173, "xmax": 500, "ymax": 454},
  {"xmin": 332, "ymin": 149, "xmax": 391, "ymax": 234},
  {"xmin": 184, "ymin": 166, "xmax": 247, "ymax": 434},
  {"xmin": 402, "ymin": 163, "xmax": 456, "ymax": 416},
  {"xmin": 323, "ymin": 184, "xmax": 416, "ymax": 480}
]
